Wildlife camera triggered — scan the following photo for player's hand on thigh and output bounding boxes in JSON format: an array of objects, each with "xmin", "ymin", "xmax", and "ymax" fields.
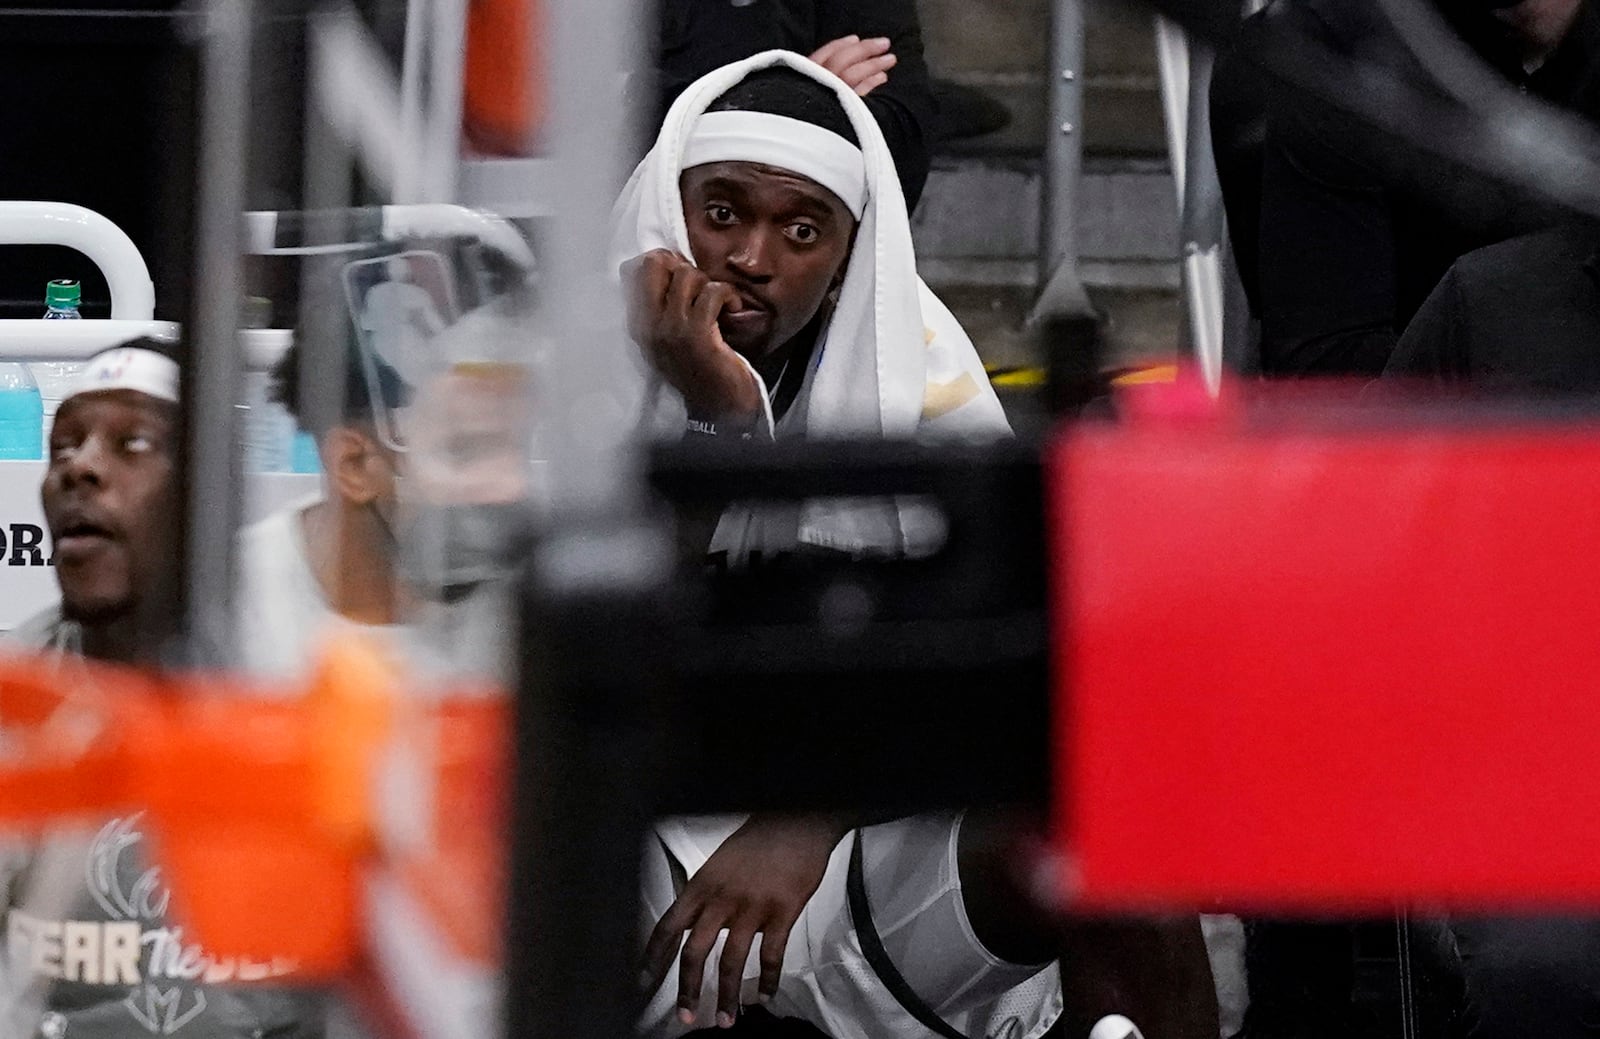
[
  {"xmin": 642, "ymin": 814, "xmax": 852, "ymax": 1028},
  {"xmin": 619, "ymin": 250, "xmax": 762, "ymax": 424}
]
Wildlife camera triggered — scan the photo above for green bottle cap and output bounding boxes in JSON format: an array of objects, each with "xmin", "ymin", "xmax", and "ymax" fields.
[{"xmin": 46, "ymin": 280, "xmax": 80, "ymax": 309}]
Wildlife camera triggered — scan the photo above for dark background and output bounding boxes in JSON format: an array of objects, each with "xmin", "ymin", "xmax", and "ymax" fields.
[
  {"xmin": 0, "ymin": 4, "xmax": 198, "ymax": 320},
  {"xmin": 0, "ymin": 1, "xmax": 409, "ymax": 322}
]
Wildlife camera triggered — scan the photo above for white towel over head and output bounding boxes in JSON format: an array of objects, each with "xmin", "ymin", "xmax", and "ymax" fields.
[{"xmin": 611, "ymin": 49, "xmax": 1010, "ymax": 557}]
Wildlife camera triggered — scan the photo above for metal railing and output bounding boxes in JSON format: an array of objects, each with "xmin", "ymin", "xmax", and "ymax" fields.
[
  {"xmin": 0, "ymin": 201, "xmax": 157, "ymax": 319},
  {"xmin": 1154, "ymin": 14, "xmax": 1228, "ymax": 391},
  {"xmin": 1036, "ymin": 0, "xmax": 1235, "ymax": 391},
  {"xmin": 0, "ymin": 202, "xmax": 176, "ymax": 356},
  {"xmin": 1032, "ymin": 0, "xmax": 1097, "ymax": 326}
]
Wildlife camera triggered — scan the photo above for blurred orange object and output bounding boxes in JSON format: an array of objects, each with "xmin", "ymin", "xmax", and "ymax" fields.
[
  {"xmin": 0, "ymin": 635, "xmax": 509, "ymax": 979},
  {"xmin": 393, "ymin": 693, "xmax": 511, "ymax": 967},
  {"xmin": 464, "ymin": 0, "xmax": 545, "ymax": 155}
]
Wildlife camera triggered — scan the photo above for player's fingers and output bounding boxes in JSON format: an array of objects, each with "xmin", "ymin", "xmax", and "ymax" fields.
[
  {"xmin": 642, "ymin": 898, "xmax": 698, "ymax": 996},
  {"xmin": 622, "ymin": 251, "xmax": 676, "ymax": 344},
  {"xmin": 666, "ymin": 261, "xmax": 707, "ymax": 312},
  {"xmin": 715, "ymin": 913, "xmax": 760, "ymax": 1027},
  {"xmin": 664, "ymin": 263, "xmax": 710, "ymax": 341},
  {"xmin": 819, "ymin": 36, "xmax": 890, "ymax": 77},
  {"xmin": 756, "ymin": 919, "xmax": 792, "ymax": 1004},
  {"xmin": 838, "ymin": 51, "xmax": 898, "ymax": 90},
  {"xmin": 808, "ymin": 34, "xmax": 858, "ymax": 69},
  {"xmin": 692, "ymin": 280, "xmax": 743, "ymax": 333},
  {"xmin": 677, "ymin": 910, "xmax": 729, "ymax": 1026},
  {"xmin": 853, "ymin": 69, "xmax": 891, "ymax": 97},
  {"xmin": 619, "ymin": 248, "xmax": 685, "ymax": 286}
]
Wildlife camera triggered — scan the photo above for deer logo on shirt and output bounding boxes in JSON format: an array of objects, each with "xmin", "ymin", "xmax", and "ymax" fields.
[{"xmin": 7, "ymin": 813, "xmax": 297, "ymax": 1035}]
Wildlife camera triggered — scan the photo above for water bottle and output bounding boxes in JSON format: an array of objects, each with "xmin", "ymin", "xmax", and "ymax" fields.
[
  {"xmin": 241, "ymin": 367, "xmax": 283, "ymax": 472},
  {"xmin": 240, "ymin": 314, "xmax": 322, "ymax": 474},
  {"xmin": 241, "ymin": 367, "xmax": 322, "ymax": 474},
  {"xmin": 36, "ymin": 280, "xmax": 87, "ymax": 445},
  {"xmin": 42, "ymin": 279, "xmax": 81, "ymax": 320},
  {"xmin": 290, "ymin": 430, "xmax": 323, "ymax": 474},
  {"xmin": 0, "ymin": 363, "xmax": 44, "ymax": 460}
]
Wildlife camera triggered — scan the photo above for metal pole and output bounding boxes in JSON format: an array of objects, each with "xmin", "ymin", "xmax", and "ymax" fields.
[
  {"xmin": 1032, "ymin": 0, "xmax": 1095, "ymax": 323},
  {"xmin": 510, "ymin": 540, "xmax": 669, "ymax": 1039},
  {"xmin": 180, "ymin": 0, "xmax": 252, "ymax": 666},
  {"xmin": 506, "ymin": 3, "xmax": 656, "ymax": 1038},
  {"xmin": 424, "ymin": 0, "xmax": 467, "ymax": 201},
  {"xmin": 1178, "ymin": 40, "xmax": 1226, "ymax": 390},
  {"xmin": 395, "ymin": 0, "xmax": 429, "ymax": 202},
  {"xmin": 1042, "ymin": 0, "xmax": 1086, "ymax": 282},
  {"xmin": 1154, "ymin": 15, "xmax": 1190, "ymax": 207},
  {"xmin": 1036, "ymin": 0, "xmax": 1088, "ymax": 291},
  {"xmin": 539, "ymin": 0, "xmax": 645, "ymax": 517},
  {"xmin": 307, "ymin": 3, "xmax": 404, "ymax": 197}
]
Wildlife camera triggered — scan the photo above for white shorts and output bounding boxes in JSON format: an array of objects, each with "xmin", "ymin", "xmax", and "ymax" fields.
[{"xmin": 640, "ymin": 812, "xmax": 1064, "ymax": 1039}]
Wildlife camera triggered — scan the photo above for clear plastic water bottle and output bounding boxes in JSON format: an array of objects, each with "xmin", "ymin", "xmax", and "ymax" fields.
[
  {"xmin": 240, "ymin": 366, "xmax": 321, "ymax": 474},
  {"xmin": 291, "ymin": 430, "xmax": 322, "ymax": 473},
  {"xmin": 0, "ymin": 363, "xmax": 44, "ymax": 460},
  {"xmin": 241, "ymin": 367, "xmax": 284, "ymax": 472},
  {"xmin": 42, "ymin": 279, "xmax": 81, "ymax": 319},
  {"xmin": 35, "ymin": 280, "xmax": 87, "ymax": 446}
]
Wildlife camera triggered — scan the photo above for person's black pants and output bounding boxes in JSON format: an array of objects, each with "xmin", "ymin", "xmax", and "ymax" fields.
[{"xmin": 1453, "ymin": 916, "xmax": 1600, "ymax": 1039}]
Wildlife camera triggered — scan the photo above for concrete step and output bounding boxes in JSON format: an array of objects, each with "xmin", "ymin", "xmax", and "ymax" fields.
[
  {"xmin": 937, "ymin": 283, "xmax": 1180, "ymax": 373},
  {"xmin": 915, "ymin": 0, "xmax": 1183, "ymax": 392},
  {"xmin": 911, "ymin": 155, "xmax": 1178, "ymax": 290},
  {"xmin": 933, "ymin": 73, "xmax": 1167, "ymax": 159},
  {"xmin": 921, "ymin": 0, "xmax": 1168, "ymax": 158},
  {"xmin": 979, "ymin": 282, "xmax": 1184, "ymax": 440},
  {"xmin": 921, "ymin": 0, "xmax": 1160, "ymax": 82}
]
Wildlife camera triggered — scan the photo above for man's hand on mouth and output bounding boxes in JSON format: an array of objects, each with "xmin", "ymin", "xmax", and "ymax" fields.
[{"xmin": 622, "ymin": 249, "xmax": 766, "ymax": 432}]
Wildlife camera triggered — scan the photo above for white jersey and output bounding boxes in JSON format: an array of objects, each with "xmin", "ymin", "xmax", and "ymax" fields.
[
  {"xmin": 234, "ymin": 500, "xmax": 514, "ymax": 689},
  {"xmin": 643, "ymin": 814, "xmax": 1062, "ymax": 1039},
  {"xmin": 233, "ymin": 499, "xmax": 409, "ymax": 684}
]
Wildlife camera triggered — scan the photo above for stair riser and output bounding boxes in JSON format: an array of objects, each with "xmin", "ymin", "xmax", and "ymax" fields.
[{"xmin": 912, "ymin": 161, "xmax": 1179, "ymax": 288}]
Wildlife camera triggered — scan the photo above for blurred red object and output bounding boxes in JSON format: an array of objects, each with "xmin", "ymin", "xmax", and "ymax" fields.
[{"xmin": 1051, "ymin": 379, "xmax": 1600, "ymax": 912}]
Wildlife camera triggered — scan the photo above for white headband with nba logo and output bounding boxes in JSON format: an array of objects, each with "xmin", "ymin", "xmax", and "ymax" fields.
[{"xmin": 67, "ymin": 346, "xmax": 181, "ymax": 405}]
